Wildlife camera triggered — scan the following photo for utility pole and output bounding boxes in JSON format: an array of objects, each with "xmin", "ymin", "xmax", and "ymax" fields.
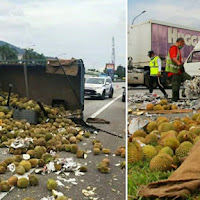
[{"xmin": 111, "ymin": 37, "xmax": 115, "ymax": 70}]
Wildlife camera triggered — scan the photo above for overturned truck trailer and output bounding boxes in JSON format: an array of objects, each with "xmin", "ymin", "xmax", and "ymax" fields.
[{"xmin": 0, "ymin": 58, "xmax": 85, "ymax": 118}]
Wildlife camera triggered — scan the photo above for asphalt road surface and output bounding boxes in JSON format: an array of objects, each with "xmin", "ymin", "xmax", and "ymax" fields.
[{"xmin": 0, "ymin": 82, "xmax": 126, "ymax": 200}]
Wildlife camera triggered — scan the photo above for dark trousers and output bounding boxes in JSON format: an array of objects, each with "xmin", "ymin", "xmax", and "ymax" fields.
[
  {"xmin": 149, "ymin": 76, "xmax": 166, "ymax": 95},
  {"xmin": 171, "ymin": 72, "xmax": 192, "ymax": 101}
]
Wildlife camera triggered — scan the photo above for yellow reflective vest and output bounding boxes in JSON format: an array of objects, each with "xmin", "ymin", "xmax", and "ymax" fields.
[{"xmin": 149, "ymin": 56, "xmax": 159, "ymax": 76}]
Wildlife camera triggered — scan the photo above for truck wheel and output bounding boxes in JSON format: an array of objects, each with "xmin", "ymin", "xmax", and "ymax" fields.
[
  {"xmin": 109, "ymin": 88, "xmax": 114, "ymax": 98},
  {"xmin": 144, "ymin": 73, "xmax": 157, "ymax": 89},
  {"xmin": 122, "ymin": 95, "xmax": 125, "ymax": 102},
  {"xmin": 101, "ymin": 90, "xmax": 106, "ymax": 100}
]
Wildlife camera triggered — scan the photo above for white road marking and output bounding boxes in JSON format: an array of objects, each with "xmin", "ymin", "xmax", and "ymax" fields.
[{"xmin": 90, "ymin": 94, "xmax": 122, "ymax": 118}]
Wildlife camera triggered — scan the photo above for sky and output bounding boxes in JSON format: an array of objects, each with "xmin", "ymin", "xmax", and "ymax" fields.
[
  {"xmin": 0, "ymin": 0, "xmax": 126, "ymax": 71},
  {"xmin": 128, "ymin": 0, "xmax": 200, "ymax": 28}
]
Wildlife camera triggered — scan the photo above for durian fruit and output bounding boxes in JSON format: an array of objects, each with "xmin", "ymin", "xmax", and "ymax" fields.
[
  {"xmin": 120, "ymin": 161, "xmax": 126, "ymax": 169},
  {"xmin": 150, "ymin": 153, "xmax": 174, "ymax": 172},
  {"xmin": 163, "ymin": 105, "xmax": 170, "ymax": 110},
  {"xmin": 54, "ymin": 163, "xmax": 62, "ymax": 171},
  {"xmin": 84, "ymin": 131, "xmax": 91, "ymax": 138},
  {"xmin": 29, "ymin": 175, "xmax": 39, "ymax": 186},
  {"xmin": 172, "ymin": 120, "xmax": 185, "ymax": 132},
  {"xmin": 189, "ymin": 126, "xmax": 200, "ymax": 136},
  {"xmin": 94, "ymin": 143, "xmax": 103, "ymax": 150},
  {"xmin": 154, "ymin": 105, "xmax": 164, "ymax": 110},
  {"xmin": 97, "ymin": 161, "xmax": 110, "ymax": 174},
  {"xmin": 164, "ymin": 137, "xmax": 180, "ymax": 150},
  {"xmin": 42, "ymin": 153, "xmax": 54, "ymax": 164},
  {"xmin": 102, "ymin": 148, "xmax": 111, "ymax": 154},
  {"xmin": 69, "ymin": 136, "xmax": 77, "ymax": 143},
  {"xmin": 158, "ymin": 122, "xmax": 175, "ymax": 133},
  {"xmin": 131, "ymin": 130, "xmax": 147, "ymax": 138},
  {"xmin": 146, "ymin": 103, "xmax": 154, "ymax": 110},
  {"xmin": 93, "ymin": 148, "xmax": 101, "ymax": 155},
  {"xmin": 71, "ymin": 144, "xmax": 78, "ymax": 153},
  {"xmin": 159, "ymin": 131, "xmax": 177, "ymax": 146},
  {"xmin": 8, "ymin": 176, "xmax": 18, "ymax": 186},
  {"xmin": 64, "ymin": 144, "xmax": 71, "ymax": 152},
  {"xmin": 45, "ymin": 133, "xmax": 53, "ymax": 141},
  {"xmin": 0, "ymin": 166, "xmax": 6, "ymax": 174},
  {"xmin": 29, "ymin": 159, "xmax": 39, "ymax": 168},
  {"xmin": 142, "ymin": 145, "xmax": 157, "ymax": 159},
  {"xmin": 19, "ymin": 160, "xmax": 32, "ymax": 172},
  {"xmin": 175, "ymin": 141, "xmax": 193, "ymax": 159},
  {"xmin": 47, "ymin": 179, "xmax": 57, "ymax": 191},
  {"xmin": 157, "ymin": 117, "xmax": 169, "ymax": 125},
  {"xmin": 145, "ymin": 132, "xmax": 159, "ymax": 144},
  {"xmin": 177, "ymin": 130, "xmax": 193, "ymax": 143},
  {"xmin": 92, "ymin": 139, "xmax": 101, "ymax": 145},
  {"xmin": 131, "ymin": 137, "xmax": 146, "ymax": 144},
  {"xmin": 193, "ymin": 136, "xmax": 200, "ymax": 144},
  {"xmin": 79, "ymin": 166, "xmax": 88, "ymax": 172},
  {"xmin": 0, "ymin": 181, "xmax": 11, "ymax": 192},
  {"xmin": 26, "ymin": 150, "xmax": 35, "ymax": 158},
  {"xmin": 171, "ymin": 105, "xmax": 178, "ymax": 110},
  {"xmin": 128, "ymin": 141, "xmax": 143, "ymax": 163},
  {"xmin": 13, "ymin": 155, "xmax": 22, "ymax": 162},
  {"xmin": 76, "ymin": 134, "xmax": 83, "ymax": 141},
  {"xmin": 76, "ymin": 150, "xmax": 84, "ymax": 158},
  {"xmin": 155, "ymin": 145, "xmax": 163, "ymax": 152},
  {"xmin": 38, "ymin": 159, "xmax": 45, "ymax": 167},
  {"xmin": 17, "ymin": 177, "xmax": 29, "ymax": 188},
  {"xmin": 56, "ymin": 196, "xmax": 68, "ymax": 200},
  {"xmin": 102, "ymin": 158, "xmax": 110, "ymax": 165},
  {"xmin": 192, "ymin": 113, "xmax": 200, "ymax": 121},
  {"xmin": 146, "ymin": 122, "xmax": 158, "ymax": 133},
  {"xmin": 173, "ymin": 155, "xmax": 180, "ymax": 166},
  {"xmin": 159, "ymin": 146, "xmax": 174, "ymax": 157},
  {"xmin": 16, "ymin": 165, "xmax": 25, "ymax": 175},
  {"xmin": 4, "ymin": 157, "xmax": 14, "ymax": 165},
  {"xmin": 159, "ymin": 99, "xmax": 168, "ymax": 105}
]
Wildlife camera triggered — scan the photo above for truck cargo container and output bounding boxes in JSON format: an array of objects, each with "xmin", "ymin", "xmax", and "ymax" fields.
[
  {"xmin": 0, "ymin": 58, "xmax": 85, "ymax": 118},
  {"xmin": 128, "ymin": 20, "xmax": 200, "ymax": 87}
]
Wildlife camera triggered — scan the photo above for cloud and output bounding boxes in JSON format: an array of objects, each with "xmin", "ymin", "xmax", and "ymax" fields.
[{"xmin": 0, "ymin": 0, "xmax": 126, "ymax": 70}]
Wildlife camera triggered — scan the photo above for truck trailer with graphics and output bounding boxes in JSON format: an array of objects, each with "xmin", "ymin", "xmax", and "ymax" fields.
[{"xmin": 128, "ymin": 20, "xmax": 200, "ymax": 87}]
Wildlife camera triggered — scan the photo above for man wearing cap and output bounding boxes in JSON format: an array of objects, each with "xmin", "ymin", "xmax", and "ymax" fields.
[
  {"xmin": 148, "ymin": 50, "xmax": 168, "ymax": 98},
  {"xmin": 166, "ymin": 37, "xmax": 191, "ymax": 101}
]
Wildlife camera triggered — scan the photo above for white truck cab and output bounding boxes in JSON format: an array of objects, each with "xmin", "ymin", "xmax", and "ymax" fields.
[{"xmin": 184, "ymin": 41, "xmax": 200, "ymax": 76}]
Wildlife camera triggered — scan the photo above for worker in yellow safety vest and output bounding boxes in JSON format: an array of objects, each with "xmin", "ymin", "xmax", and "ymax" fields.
[{"xmin": 148, "ymin": 50, "xmax": 168, "ymax": 99}]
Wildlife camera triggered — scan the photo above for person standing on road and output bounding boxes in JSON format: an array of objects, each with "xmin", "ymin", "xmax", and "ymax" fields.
[
  {"xmin": 165, "ymin": 37, "xmax": 192, "ymax": 102},
  {"xmin": 148, "ymin": 50, "xmax": 168, "ymax": 98}
]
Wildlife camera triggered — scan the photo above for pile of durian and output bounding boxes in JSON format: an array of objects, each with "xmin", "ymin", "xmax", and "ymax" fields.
[
  {"xmin": 0, "ymin": 91, "xmax": 81, "ymax": 123},
  {"xmin": 0, "ymin": 92, "xmax": 90, "ymax": 195},
  {"xmin": 146, "ymin": 99, "xmax": 178, "ymax": 111},
  {"xmin": 128, "ymin": 113, "xmax": 200, "ymax": 172}
]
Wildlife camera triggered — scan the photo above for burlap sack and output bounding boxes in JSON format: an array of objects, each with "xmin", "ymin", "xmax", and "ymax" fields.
[{"xmin": 138, "ymin": 140, "xmax": 200, "ymax": 199}]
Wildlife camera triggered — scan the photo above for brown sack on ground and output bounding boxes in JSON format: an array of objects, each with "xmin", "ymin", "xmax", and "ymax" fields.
[{"xmin": 138, "ymin": 140, "xmax": 200, "ymax": 199}]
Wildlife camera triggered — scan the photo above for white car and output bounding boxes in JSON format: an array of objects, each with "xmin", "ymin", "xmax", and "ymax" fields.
[{"xmin": 84, "ymin": 77, "xmax": 114, "ymax": 99}]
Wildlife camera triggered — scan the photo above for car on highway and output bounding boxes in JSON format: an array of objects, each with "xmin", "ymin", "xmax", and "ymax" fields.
[{"xmin": 84, "ymin": 76, "xmax": 114, "ymax": 99}]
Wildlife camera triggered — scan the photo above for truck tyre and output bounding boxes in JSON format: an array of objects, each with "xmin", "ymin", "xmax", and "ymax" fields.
[
  {"xmin": 109, "ymin": 88, "xmax": 114, "ymax": 98},
  {"xmin": 101, "ymin": 90, "xmax": 106, "ymax": 100},
  {"xmin": 122, "ymin": 95, "xmax": 125, "ymax": 102},
  {"xmin": 144, "ymin": 73, "xmax": 157, "ymax": 89}
]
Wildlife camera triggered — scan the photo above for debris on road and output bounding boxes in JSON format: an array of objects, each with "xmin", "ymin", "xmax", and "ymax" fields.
[{"xmin": 0, "ymin": 91, "xmax": 125, "ymax": 199}]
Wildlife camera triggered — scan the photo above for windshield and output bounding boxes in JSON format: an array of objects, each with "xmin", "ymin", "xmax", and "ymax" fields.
[{"xmin": 86, "ymin": 78, "xmax": 105, "ymax": 84}]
